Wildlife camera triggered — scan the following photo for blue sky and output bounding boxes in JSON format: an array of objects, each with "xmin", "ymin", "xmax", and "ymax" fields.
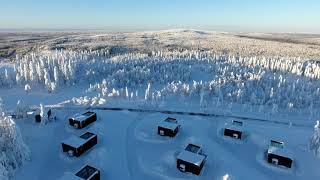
[{"xmin": 0, "ymin": 0, "xmax": 320, "ymax": 33}]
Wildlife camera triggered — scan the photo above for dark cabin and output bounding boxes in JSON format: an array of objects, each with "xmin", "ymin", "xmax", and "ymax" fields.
[
  {"xmin": 224, "ymin": 120, "xmax": 244, "ymax": 139},
  {"xmin": 60, "ymin": 165, "xmax": 100, "ymax": 180},
  {"xmin": 69, "ymin": 111, "xmax": 97, "ymax": 129},
  {"xmin": 62, "ymin": 132, "xmax": 98, "ymax": 157},
  {"xmin": 75, "ymin": 165, "xmax": 100, "ymax": 180},
  {"xmin": 176, "ymin": 144, "xmax": 206, "ymax": 175},
  {"xmin": 267, "ymin": 140, "xmax": 293, "ymax": 168},
  {"xmin": 158, "ymin": 117, "xmax": 181, "ymax": 137}
]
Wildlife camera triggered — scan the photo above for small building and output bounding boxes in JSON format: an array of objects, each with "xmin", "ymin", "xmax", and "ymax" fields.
[
  {"xmin": 158, "ymin": 117, "xmax": 181, "ymax": 137},
  {"xmin": 176, "ymin": 144, "xmax": 206, "ymax": 175},
  {"xmin": 224, "ymin": 120, "xmax": 244, "ymax": 140},
  {"xmin": 60, "ymin": 165, "xmax": 100, "ymax": 180},
  {"xmin": 267, "ymin": 140, "xmax": 293, "ymax": 168},
  {"xmin": 75, "ymin": 165, "xmax": 100, "ymax": 180},
  {"xmin": 62, "ymin": 132, "xmax": 97, "ymax": 157},
  {"xmin": 69, "ymin": 111, "xmax": 97, "ymax": 129}
]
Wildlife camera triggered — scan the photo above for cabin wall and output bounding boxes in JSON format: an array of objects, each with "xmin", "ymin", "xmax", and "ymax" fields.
[
  {"xmin": 158, "ymin": 126, "xmax": 178, "ymax": 137},
  {"xmin": 69, "ymin": 113, "xmax": 97, "ymax": 129},
  {"xmin": 177, "ymin": 159, "xmax": 203, "ymax": 175},
  {"xmin": 267, "ymin": 153, "xmax": 293, "ymax": 168},
  {"xmin": 61, "ymin": 135, "xmax": 97, "ymax": 157},
  {"xmin": 224, "ymin": 128, "xmax": 242, "ymax": 139}
]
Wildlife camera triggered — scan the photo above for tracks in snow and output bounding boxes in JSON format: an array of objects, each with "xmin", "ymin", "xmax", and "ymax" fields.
[
  {"xmin": 30, "ymin": 105, "xmax": 312, "ymax": 128},
  {"xmin": 85, "ymin": 107, "xmax": 311, "ymax": 128}
]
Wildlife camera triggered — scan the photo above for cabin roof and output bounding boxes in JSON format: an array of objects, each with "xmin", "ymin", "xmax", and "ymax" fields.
[
  {"xmin": 75, "ymin": 165, "xmax": 99, "ymax": 179},
  {"xmin": 164, "ymin": 117, "xmax": 177, "ymax": 123},
  {"xmin": 158, "ymin": 121, "xmax": 179, "ymax": 130},
  {"xmin": 62, "ymin": 135, "xmax": 86, "ymax": 148},
  {"xmin": 225, "ymin": 120, "xmax": 244, "ymax": 131},
  {"xmin": 177, "ymin": 150, "xmax": 205, "ymax": 166},
  {"xmin": 71, "ymin": 111, "xmax": 95, "ymax": 122},
  {"xmin": 268, "ymin": 140, "xmax": 293, "ymax": 159}
]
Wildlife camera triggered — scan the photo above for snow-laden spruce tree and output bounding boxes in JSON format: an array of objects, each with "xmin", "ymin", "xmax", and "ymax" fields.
[
  {"xmin": 145, "ymin": 83, "xmax": 152, "ymax": 101},
  {"xmin": 40, "ymin": 103, "xmax": 48, "ymax": 125},
  {"xmin": 15, "ymin": 100, "xmax": 28, "ymax": 119},
  {"xmin": 0, "ymin": 100, "xmax": 30, "ymax": 180},
  {"xmin": 310, "ymin": 121, "xmax": 320, "ymax": 157}
]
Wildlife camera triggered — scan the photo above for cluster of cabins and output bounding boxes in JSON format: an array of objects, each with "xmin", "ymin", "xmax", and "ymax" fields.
[
  {"xmin": 10, "ymin": 108, "xmax": 100, "ymax": 179},
  {"xmin": 61, "ymin": 111, "xmax": 100, "ymax": 180},
  {"xmin": 25, "ymin": 108, "xmax": 293, "ymax": 178},
  {"xmin": 157, "ymin": 117, "xmax": 293, "ymax": 175}
]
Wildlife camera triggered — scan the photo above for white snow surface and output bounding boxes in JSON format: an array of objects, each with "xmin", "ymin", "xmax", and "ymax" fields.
[{"xmin": 5, "ymin": 108, "xmax": 319, "ymax": 180}]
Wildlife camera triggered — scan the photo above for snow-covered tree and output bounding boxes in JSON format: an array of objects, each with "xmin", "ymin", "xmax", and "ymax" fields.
[
  {"xmin": 43, "ymin": 70, "xmax": 52, "ymax": 92},
  {"xmin": 0, "ymin": 107, "xmax": 30, "ymax": 179},
  {"xmin": 40, "ymin": 103, "xmax": 47, "ymax": 125},
  {"xmin": 24, "ymin": 84, "xmax": 31, "ymax": 94},
  {"xmin": 125, "ymin": 87, "xmax": 129, "ymax": 99},
  {"xmin": 53, "ymin": 66, "xmax": 60, "ymax": 87},
  {"xmin": 310, "ymin": 121, "xmax": 320, "ymax": 157},
  {"xmin": 15, "ymin": 100, "xmax": 28, "ymax": 119},
  {"xmin": 145, "ymin": 83, "xmax": 152, "ymax": 101}
]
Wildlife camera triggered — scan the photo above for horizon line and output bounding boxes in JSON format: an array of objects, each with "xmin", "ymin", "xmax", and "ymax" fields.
[{"xmin": 0, "ymin": 27, "xmax": 320, "ymax": 35}]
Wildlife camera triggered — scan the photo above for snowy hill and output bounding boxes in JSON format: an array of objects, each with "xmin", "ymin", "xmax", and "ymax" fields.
[{"xmin": 1, "ymin": 29, "xmax": 320, "ymax": 61}]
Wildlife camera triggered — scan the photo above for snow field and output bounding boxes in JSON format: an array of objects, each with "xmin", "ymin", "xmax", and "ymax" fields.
[{"xmin": 8, "ymin": 105, "xmax": 320, "ymax": 180}]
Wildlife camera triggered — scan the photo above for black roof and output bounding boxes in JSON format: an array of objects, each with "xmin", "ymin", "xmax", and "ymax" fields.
[{"xmin": 75, "ymin": 165, "xmax": 99, "ymax": 179}]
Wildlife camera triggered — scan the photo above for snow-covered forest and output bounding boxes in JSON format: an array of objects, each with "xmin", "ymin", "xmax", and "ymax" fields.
[{"xmin": 1, "ymin": 49, "xmax": 320, "ymax": 113}]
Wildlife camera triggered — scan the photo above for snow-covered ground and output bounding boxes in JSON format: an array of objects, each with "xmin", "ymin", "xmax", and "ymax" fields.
[
  {"xmin": 1, "ymin": 30, "xmax": 320, "ymax": 180},
  {"xmin": 9, "ymin": 108, "xmax": 320, "ymax": 180}
]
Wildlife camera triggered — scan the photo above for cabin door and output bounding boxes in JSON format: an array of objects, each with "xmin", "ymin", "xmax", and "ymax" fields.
[
  {"xmin": 233, "ymin": 133, "xmax": 238, "ymax": 139},
  {"xmin": 272, "ymin": 158, "xmax": 279, "ymax": 165},
  {"xmin": 160, "ymin": 130, "xmax": 164, "ymax": 135},
  {"xmin": 179, "ymin": 164, "xmax": 186, "ymax": 172}
]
